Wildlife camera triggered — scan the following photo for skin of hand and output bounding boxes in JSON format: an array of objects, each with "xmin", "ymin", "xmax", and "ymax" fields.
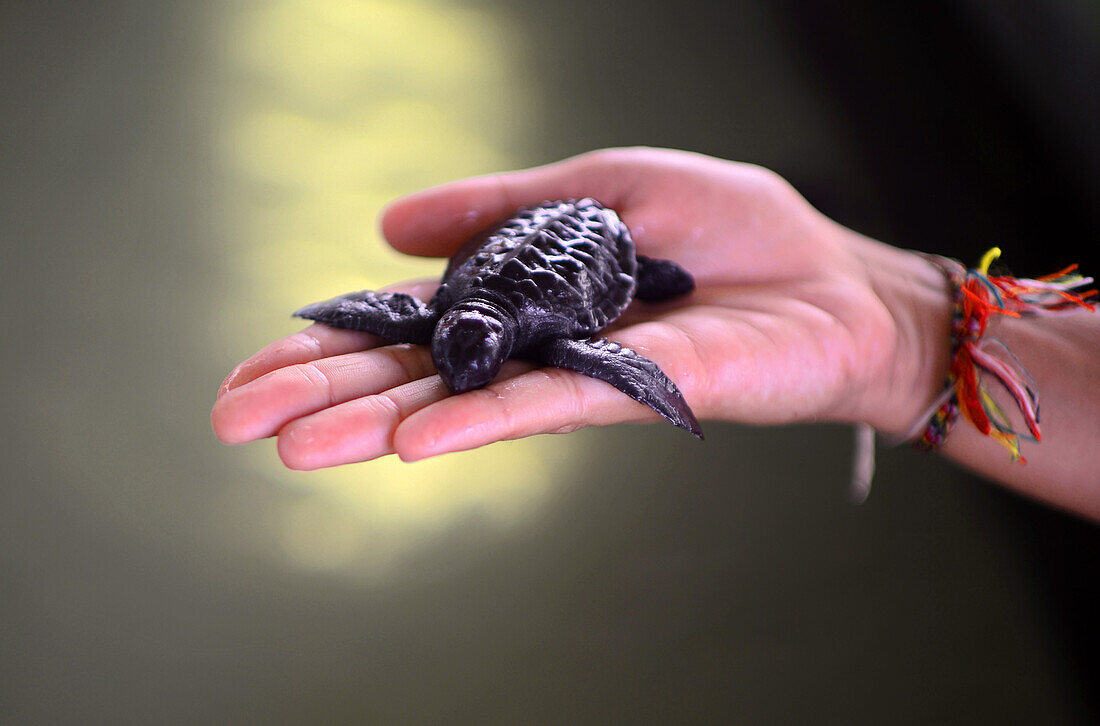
[{"xmin": 211, "ymin": 147, "xmax": 1100, "ymax": 520}]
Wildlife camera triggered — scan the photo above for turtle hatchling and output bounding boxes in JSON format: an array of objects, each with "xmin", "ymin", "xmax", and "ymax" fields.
[{"xmin": 294, "ymin": 198, "xmax": 702, "ymax": 437}]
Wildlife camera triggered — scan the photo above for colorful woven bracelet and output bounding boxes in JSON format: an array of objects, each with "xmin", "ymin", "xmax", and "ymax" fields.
[{"xmin": 915, "ymin": 248, "xmax": 1096, "ymax": 462}]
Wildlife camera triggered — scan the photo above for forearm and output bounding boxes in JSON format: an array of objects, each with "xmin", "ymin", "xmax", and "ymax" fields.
[
  {"xmin": 937, "ymin": 308, "xmax": 1100, "ymax": 520},
  {"xmin": 851, "ymin": 232, "xmax": 1100, "ymax": 521}
]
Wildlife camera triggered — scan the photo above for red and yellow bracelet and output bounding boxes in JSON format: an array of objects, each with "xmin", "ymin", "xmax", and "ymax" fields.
[{"xmin": 916, "ymin": 248, "xmax": 1096, "ymax": 462}]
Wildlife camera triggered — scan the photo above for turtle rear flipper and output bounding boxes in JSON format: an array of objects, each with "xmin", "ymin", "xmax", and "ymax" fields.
[
  {"xmin": 634, "ymin": 255, "xmax": 695, "ymax": 302},
  {"xmin": 294, "ymin": 290, "xmax": 439, "ymax": 345},
  {"xmin": 532, "ymin": 337, "xmax": 703, "ymax": 438}
]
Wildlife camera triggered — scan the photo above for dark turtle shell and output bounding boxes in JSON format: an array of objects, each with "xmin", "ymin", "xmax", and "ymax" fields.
[
  {"xmin": 430, "ymin": 199, "xmax": 637, "ymax": 351},
  {"xmin": 293, "ymin": 197, "xmax": 702, "ymax": 437}
]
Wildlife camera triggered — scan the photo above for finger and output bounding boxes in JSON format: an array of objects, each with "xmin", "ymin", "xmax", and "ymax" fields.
[
  {"xmin": 392, "ymin": 324, "xmax": 706, "ymax": 461},
  {"xmin": 380, "ymin": 149, "xmax": 647, "ymax": 258},
  {"xmin": 217, "ymin": 325, "xmax": 380, "ymax": 401},
  {"xmin": 275, "ymin": 360, "xmax": 532, "ymax": 470},
  {"xmin": 211, "ymin": 343, "xmax": 436, "ymax": 444},
  {"xmin": 391, "ymin": 369, "xmax": 651, "ymax": 461},
  {"xmin": 275, "ymin": 377, "xmax": 450, "ymax": 470},
  {"xmin": 217, "ymin": 278, "xmax": 439, "ymax": 398}
]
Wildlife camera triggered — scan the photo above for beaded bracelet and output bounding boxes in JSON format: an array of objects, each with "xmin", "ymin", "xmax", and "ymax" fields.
[{"xmin": 914, "ymin": 248, "xmax": 1096, "ymax": 462}]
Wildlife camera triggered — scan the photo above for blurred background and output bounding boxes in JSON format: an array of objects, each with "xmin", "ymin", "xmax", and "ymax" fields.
[{"xmin": 2, "ymin": 0, "xmax": 1098, "ymax": 722}]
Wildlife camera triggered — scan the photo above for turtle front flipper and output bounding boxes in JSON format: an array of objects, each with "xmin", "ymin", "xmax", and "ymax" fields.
[
  {"xmin": 634, "ymin": 255, "xmax": 695, "ymax": 302},
  {"xmin": 294, "ymin": 290, "xmax": 439, "ymax": 345},
  {"xmin": 532, "ymin": 337, "xmax": 703, "ymax": 438}
]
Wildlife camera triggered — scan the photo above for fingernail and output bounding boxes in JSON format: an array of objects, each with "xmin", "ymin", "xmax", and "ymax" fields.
[{"xmin": 217, "ymin": 369, "xmax": 240, "ymax": 399}]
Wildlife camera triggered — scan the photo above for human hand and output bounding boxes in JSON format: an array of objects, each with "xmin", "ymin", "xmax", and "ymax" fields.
[{"xmin": 212, "ymin": 147, "xmax": 952, "ymax": 469}]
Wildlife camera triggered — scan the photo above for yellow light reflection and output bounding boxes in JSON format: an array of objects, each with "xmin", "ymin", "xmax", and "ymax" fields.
[
  {"xmin": 271, "ymin": 443, "xmax": 559, "ymax": 575},
  {"xmin": 217, "ymin": 0, "xmax": 585, "ymax": 576}
]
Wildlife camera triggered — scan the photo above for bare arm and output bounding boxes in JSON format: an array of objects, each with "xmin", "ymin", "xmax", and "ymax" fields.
[{"xmin": 211, "ymin": 147, "xmax": 1100, "ymax": 520}]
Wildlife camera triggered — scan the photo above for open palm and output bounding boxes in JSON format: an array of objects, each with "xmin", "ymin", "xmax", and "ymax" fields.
[{"xmin": 213, "ymin": 148, "xmax": 930, "ymax": 469}]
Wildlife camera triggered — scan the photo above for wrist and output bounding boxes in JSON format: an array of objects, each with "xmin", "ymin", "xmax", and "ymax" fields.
[{"xmin": 846, "ymin": 234, "xmax": 956, "ymax": 438}]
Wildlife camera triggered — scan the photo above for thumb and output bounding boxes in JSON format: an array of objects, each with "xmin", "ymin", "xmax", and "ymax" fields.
[{"xmin": 379, "ymin": 148, "xmax": 648, "ymax": 258}]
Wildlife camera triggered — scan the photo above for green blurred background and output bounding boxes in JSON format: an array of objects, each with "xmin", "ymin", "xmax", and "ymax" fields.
[{"xmin": 2, "ymin": 0, "xmax": 1098, "ymax": 723}]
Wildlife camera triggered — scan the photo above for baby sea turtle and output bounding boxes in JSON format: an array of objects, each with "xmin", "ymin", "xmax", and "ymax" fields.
[{"xmin": 294, "ymin": 198, "xmax": 702, "ymax": 437}]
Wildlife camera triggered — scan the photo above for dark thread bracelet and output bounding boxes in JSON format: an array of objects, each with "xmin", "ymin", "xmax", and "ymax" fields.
[{"xmin": 914, "ymin": 256, "xmax": 965, "ymax": 453}]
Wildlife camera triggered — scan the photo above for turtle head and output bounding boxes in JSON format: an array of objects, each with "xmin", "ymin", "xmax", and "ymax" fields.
[{"xmin": 431, "ymin": 302, "xmax": 516, "ymax": 393}]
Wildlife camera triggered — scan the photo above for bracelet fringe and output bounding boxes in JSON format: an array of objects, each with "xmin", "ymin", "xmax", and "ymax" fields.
[{"xmin": 917, "ymin": 248, "xmax": 1096, "ymax": 462}]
